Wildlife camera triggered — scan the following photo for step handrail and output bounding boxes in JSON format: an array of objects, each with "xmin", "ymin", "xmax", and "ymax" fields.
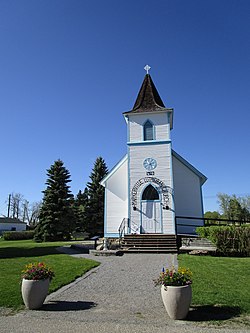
[{"xmin": 118, "ymin": 218, "xmax": 129, "ymax": 244}]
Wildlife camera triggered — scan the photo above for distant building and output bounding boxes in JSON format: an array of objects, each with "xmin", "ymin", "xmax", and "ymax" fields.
[
  {"xmin": 0, "ymin": 217, "xmax": 27, "ymax": 234},
  {"xmin": 101, "ymin": 72, "xmax": 207, "ymax": 238}
]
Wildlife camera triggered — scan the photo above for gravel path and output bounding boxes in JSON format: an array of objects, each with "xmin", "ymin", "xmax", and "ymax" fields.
[{"xmin": 0, "ymin": 249, "xmax": 249, "ymax": 333}]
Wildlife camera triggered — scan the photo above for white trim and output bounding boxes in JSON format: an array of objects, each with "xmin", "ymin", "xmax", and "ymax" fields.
[
  {"xmin": 123, "ymin": 109, "xmax": 173, "ymax": 117},
  {"xmin": 100, "ymin": 155, "xmax": 128, "ymax": 186},
  {"xmin": 127, "ymin": 140, "xmax": 171, "ymax": 146}
]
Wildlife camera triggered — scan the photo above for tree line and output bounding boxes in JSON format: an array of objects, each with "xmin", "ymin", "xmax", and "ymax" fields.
[
  {"xmin": 34, "ymin": 157, "xmax": 108, "ymax": 242},
  {"xmin": 6, "ymin": 157, "xmax": 108, "ymax": 242},
  {"xmin": 5, "ymin": 193, "xmax": 41, "ymax": 226},
  {"xmin": 205, "ymin": 193, "xmax": 250, "ymax": 223}
]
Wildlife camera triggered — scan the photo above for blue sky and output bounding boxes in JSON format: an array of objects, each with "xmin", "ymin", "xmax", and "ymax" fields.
[{"xmin": 0, "ymin": 0, "xmax": 250, "ymax": 216}]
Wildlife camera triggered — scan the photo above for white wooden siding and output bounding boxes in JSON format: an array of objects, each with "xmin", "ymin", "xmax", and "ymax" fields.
[
  {"xmin": 105, "ymin": 159, "xmax": 128, "ymax": 235},
  {"xmin": 128, "ymin": 113, "xmax": 170, "ymax": 142},
  {"xmin": 129, "ymin": 142, "xmax": 175, "ymax": 235},
  {"xmin": 172, "ymin": 155, "xmax": 204, "ymax": 234},
  {"xmin": 129, "ymin": 144, "xmax": 172, "ymax": 185},
  {"xmin": 0, "ymin": 223, "xmax": 26, "ymax": 232}
]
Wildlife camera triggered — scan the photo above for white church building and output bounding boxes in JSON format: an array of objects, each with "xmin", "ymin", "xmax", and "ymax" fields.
[{"xmin": 101, "ymin": 70, "xmax": 207, "ymax": 242}]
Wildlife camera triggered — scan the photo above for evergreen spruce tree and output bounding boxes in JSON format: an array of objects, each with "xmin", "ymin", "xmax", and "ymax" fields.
[
  {"xmin": 34, "ymin": 159, "xmax": 75, "ymax": 242},
  {"xmin": 73, "ymin": 188, "xmax": 89, "ymax": 232},
  {"xmin": 86, "ymin": 157, "xmax": 108, "ymax": 237}
]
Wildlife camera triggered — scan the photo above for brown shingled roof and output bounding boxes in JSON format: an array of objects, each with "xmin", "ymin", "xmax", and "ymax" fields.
[{"xmin": 124, "ymin": 74, "xmax": 172, "ymax": 114}]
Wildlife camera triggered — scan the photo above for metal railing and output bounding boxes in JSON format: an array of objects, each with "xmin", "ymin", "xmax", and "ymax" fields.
[
  {"xmin": 118, "ymin": 218, "xmax": 129, "ymax": 244},
  {"xmin": 175, "ymin": 215, "xmax": 250, "ymax": 226},
  {"xmin": 175, "ymin": 215, "xmax": 250, "ymax": 236}
]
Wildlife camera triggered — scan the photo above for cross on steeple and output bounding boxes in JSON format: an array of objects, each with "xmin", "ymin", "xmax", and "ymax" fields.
[{"xmin": 144, "ymin": 64, "xmax": 151, "ymax": 74}]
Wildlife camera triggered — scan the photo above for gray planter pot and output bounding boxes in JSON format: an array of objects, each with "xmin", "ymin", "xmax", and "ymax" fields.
[
  {"xmin": 21, "ymin": 278, "xmax": 50, "ymax": 310},
  {"xmin": 161, "ymin": 284, "xmax": 192, "ymax": 320}
]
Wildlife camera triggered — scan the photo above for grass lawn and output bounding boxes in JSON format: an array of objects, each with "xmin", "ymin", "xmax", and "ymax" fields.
[
  {"xmin": 1, "ymin": 238, "xmax": 249, "ymax": 323},
  {"xmin": 0, "ymin": 239, "xmax": 100, "ymax": 309},
  {"xmin": 179, "ymin": 253, "xmax": 250, "ymax": 319}
]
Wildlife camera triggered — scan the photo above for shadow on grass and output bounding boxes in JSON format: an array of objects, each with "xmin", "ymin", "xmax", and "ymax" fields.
[
  {"xmin": 187, "ymin": 305, "xmax": 241, "ymax": 321},
  {"xmin": 0, "ymin": 246, "xmax": 63, "ymax": 259},
  {"xmin": 41, "ymin": 300, "xmax": 97, "ymax": 311}
]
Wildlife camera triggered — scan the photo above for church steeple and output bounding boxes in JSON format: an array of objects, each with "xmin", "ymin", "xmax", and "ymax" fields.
[
  {"xmin": 132, "ymin": 74, "xmax": 166, "ymax": 112},
  {"xmin": 124, "ymin": 73, "xmax": 173, "ymax": 128}
]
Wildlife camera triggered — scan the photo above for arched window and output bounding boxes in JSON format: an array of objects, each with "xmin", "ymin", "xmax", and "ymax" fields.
[
  {"xmin": 142, "ymin": 184, "xmax": 159, "ymax": 200},
  {"xmin": 143, "ymin": 120, "xmax": 153, "ymax": 141}
]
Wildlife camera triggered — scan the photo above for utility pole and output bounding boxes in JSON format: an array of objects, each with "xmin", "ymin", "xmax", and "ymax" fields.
[{"xmin": 7, "ymin": 194, "xmax": 11, "ymax": 218}]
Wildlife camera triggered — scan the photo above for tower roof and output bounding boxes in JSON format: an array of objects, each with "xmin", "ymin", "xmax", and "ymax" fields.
[{"xmin": 124, "ymin": 74, "xmax": 173, "ymax": 115}]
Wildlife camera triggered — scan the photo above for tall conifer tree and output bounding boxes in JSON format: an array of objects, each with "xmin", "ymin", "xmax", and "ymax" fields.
[
  {"xmin": 86, "ymin": 157, "xmax": 108, "ymax": 236},
  {"xmin": 34, "ymin": 159, "xmax": 75, "ymax": 242},
  {"xmin": 73, "ymin": 188, "xmax": 89, "ymax": 232}
]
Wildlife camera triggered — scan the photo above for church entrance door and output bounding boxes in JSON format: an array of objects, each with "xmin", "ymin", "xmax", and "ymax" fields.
[{"xmin": 140, "ymin": 184, "xmax": 162, "ymax": 233}]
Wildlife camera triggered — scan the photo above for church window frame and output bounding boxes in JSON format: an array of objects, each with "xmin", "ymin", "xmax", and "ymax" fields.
[
  {"xmin": 141, "ymin": 184, "xmax": 160, "ymax": 201},
  {"xmin": 143, "ymin": 119, "xmax": 155, "ymax": 141}
]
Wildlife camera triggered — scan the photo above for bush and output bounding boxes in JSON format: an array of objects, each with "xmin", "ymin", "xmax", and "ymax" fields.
[
  {"xmin": 3, "ymin": 231, "xmax": 35, "ymax": 241},
  {"xmin": 196, "ymin": 225, "xmax": 250, "ymax": 256}
]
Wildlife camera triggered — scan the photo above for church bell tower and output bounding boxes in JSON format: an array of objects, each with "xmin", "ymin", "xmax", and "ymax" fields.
[{"xmin": 123, "ymin": 68, "xmax": 175, "ymax": 234}]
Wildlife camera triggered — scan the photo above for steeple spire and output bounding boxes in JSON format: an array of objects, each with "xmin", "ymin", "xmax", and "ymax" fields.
[
  {"xmin": 123, "ymin": 72, "xmax": 173, "ymax": 129},
  {"xmin": 132, "ymin": 74, "xmax": 166, "ymax": 112}
]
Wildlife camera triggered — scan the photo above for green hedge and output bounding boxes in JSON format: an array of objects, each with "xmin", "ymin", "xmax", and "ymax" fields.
[
  {"xmin": 196, "ymin": 225, "xmax": 250, "ymax": 256},
  {"xmin": 3, "ymin": 231, "xmax": 35, "ymax": 241}
]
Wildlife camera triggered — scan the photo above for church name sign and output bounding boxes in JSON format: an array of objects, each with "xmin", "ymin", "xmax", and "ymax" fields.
[{"xmin": 131, "ymin": 177, "xmax": 173, "ymax": 210}]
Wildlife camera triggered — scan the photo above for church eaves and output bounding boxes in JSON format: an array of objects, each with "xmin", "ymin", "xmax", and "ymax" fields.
[{"xmin": 123, "ymin": 74, "xmax": 173, "ymax": 115}]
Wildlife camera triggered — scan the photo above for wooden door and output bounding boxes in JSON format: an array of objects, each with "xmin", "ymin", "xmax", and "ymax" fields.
[{"xmin": 141, "ymin": 201, "xmax": 161, "ymax": 233}]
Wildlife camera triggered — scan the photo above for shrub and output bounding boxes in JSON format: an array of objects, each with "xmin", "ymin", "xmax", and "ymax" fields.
[
  {"xmin": 196, "ymin": 225, "xmax": 250, "ymax": 256},
  {"xmin": 3, "ymin": 231, "xmax": 35, "ymax": 241}
]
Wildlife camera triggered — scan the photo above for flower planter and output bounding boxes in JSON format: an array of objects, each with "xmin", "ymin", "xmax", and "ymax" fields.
[
  {"xmin": 161, "ymin": 284, "xmax": 192, "ymax": 320},
  {"xmin": 21, "ymin": 278, "xmax": 50, "ymax": 310}
]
